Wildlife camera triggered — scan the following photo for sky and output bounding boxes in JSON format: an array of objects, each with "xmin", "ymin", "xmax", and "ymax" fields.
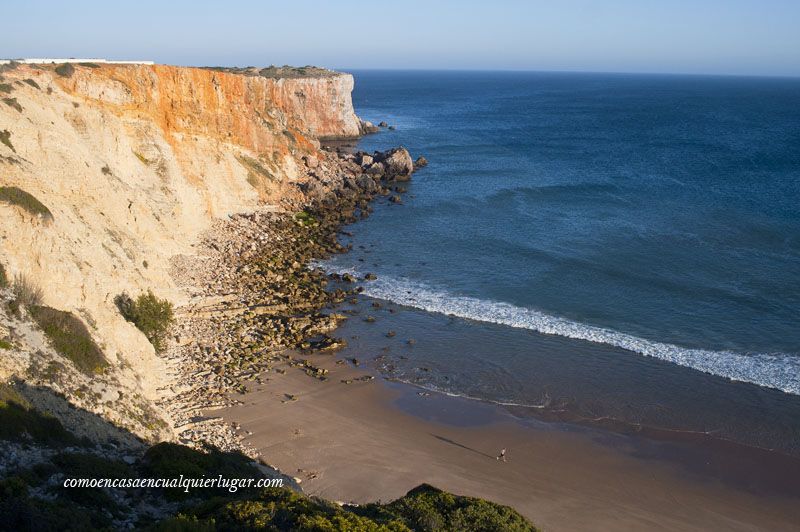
[{"xmin": 2, "ymin": 0, "xmax": 799, "ymax": 76}]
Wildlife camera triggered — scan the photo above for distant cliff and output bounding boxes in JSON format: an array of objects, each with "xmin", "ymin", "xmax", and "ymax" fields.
[{"xmin": 0, "ymin": 62, "xmax": 363, "ymax": 440}]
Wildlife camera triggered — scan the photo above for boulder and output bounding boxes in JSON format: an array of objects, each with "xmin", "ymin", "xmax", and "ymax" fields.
[
  {"xmin": 359, "ymin": 154, "xmax": 374, "ymax": 167},
  {"xmin": 360, "ymin": 120, "xmax": 380, "ymax": 134},
  {"xmin": 378, "ymin": 121, "xmax": 389, "ymax": 127},
  {"xmin": 414, "ymin": 156, "xmax": 428, "ymax": 169},
  {"xmin": 375, "ymin": 147, "xmax": 414, "ymax": 181},
  {"xmin": 366, "ymin": 162, "xmax": 385, "ymax": 176}
]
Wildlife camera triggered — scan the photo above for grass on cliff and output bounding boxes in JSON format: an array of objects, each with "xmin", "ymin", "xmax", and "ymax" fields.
[
  {"xmin": 23, "ymin": 78, "xmax": 40, "ymax": 90},
  {"xmin": 0, "ymin": 186, "xmax": 52, "ymax": 220},
  {"xmin": 3, "ymin": 97, "xmax": 22, "ymax": 113},
  {"xmin": 0, "ymin": 130, "xmax": 15, "ymax": 152},
  {"xmin": 10, "ymin": 274, "xmax": 44, "ymax": 315},
  {"xmin": 29, "ymin": 305, "xmax": 108, "ymax": 375},
  {"xmin": 236, "ymin": 154, "xmax": 277, "ymax": 195},
  {"xmin": 0, "ymin": 262, "xmax": 8, "ymax": 288},
  {"xmin": 115, "ymin": 291, "xmax": 174, "ymax": 353}
]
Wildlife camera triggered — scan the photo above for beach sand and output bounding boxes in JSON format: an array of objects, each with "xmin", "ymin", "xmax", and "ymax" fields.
[{"xmin": 219, "ymin": 352, "xmax": 800, "ymax": 531}]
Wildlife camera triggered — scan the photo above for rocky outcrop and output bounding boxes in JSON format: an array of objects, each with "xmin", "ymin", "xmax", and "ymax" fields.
[{"xmin": 355, "ymin": 147, "xmax": 417, "ymax": 181}]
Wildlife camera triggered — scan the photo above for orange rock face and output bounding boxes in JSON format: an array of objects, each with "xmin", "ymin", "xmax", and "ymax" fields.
[{"xmin": 59, "ymin": 64, "xmax": 361, "ymax": 158}]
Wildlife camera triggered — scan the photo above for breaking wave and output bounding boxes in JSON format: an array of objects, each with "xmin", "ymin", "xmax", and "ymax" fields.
[{"xmin": 321, "ymin": 265, "xmax": 800, "ymax": 396}]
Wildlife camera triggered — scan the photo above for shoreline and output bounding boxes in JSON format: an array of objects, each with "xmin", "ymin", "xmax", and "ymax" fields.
[
  {"xmin": 163, "ymin": 138, "xmax": 799, "ymax": 528},
  {"xmin": 218, "ymin": 349, "xmax": 800, "ymax": 531}
]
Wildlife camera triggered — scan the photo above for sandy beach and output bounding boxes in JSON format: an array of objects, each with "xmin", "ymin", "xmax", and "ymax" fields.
[{"xmin": 219, "ymin": 350, "xmax": 800, "ymax": 531}]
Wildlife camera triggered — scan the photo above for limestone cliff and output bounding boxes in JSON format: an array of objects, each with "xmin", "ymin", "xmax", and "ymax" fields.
[{"xmin": 0, "ymin": 62, "xmax": 363, "ymax": 441}]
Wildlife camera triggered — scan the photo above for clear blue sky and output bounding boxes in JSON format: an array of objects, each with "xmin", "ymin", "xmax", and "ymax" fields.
[{"xmin": 3, "ymin": 0, "xmax": 799, "ymax": 76}]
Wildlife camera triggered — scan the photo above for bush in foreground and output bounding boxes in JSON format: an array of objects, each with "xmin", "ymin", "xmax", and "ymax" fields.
[{"xmin": 115, "ymin": 291, "xmax": 174, "ymax": 353}]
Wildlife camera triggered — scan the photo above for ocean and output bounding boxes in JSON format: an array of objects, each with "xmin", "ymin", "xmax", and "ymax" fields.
[{"xmin": 322, "ymin": 70, "xmax": 800, "ymax": 454}]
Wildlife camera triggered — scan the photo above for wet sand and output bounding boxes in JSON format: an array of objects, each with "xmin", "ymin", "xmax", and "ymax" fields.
[{"xmin": 219, "ymin": 352, "xmax": 800, "ymax": 531}]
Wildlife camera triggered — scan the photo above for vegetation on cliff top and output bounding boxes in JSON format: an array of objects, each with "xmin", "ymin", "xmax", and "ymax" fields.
[
  {"xmin": 202, "ymin": 65, "xmax": 338, "ymax": 79},
  {"xmin": 54, "ymin": 63, "xmax": 75, "ymax": 78},
  {"xmin": 115, "ymin": 291, "xmax": 174, "ymax": 353}
]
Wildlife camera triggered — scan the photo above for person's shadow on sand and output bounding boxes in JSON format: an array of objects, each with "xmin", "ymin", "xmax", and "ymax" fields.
[{"xmin": 431, "ymin": 434, "xmax": 496, "ymax": 460}]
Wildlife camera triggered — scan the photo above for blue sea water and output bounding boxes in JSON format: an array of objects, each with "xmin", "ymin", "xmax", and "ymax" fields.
[{"xmin": 321, "ymin": 71, "xmax": 800, "ymax": 443}]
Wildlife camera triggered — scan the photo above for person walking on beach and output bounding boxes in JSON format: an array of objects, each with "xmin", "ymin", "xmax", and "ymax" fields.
[{"xmin": 496, "ymin": 448, "xmax": 506, "ymax": 462}]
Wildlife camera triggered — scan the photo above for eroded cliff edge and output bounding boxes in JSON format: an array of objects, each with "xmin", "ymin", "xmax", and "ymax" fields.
[{"xmin": 0, "ymin": 62, "xmax": 365, "ymax": 442}]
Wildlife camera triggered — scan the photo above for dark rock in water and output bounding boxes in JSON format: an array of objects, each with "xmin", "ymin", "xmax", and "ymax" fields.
[
  {"xmin": 407, "ymin": 338, "xmax": 416, "ymax": 345},
  {"xmin": 364, "ymin": 315, "xmax": 376, "ymax": 323},
  {"xmin": 389, "ymin": 195, "xmax": 403, "ymax": 204},
  {"xmin": 364, "ymin": 273, "xmax": 377, "ymax": 280},
  {"xmin": 360, "ymin": 120, "xmax": 380, "ymax": 134},
  {"xmin": 378, "ymin": 121, "xmax": 389, "ymax": 127},
  {"xmin": 394, "ymin": 186, "xmax": 407, "ymax": 193},
  {"xmin": 372, "ymin": 301, "xmax": 382, "ymax": 308},
  {"xmin": 350, "ymin": 358, "xmax": 360, "ymax": 366},
  {"xmin": 388, "ymin": 125, "xmax": 396, "ymax": 130},
  {"xmin": 414, "ymin": 156, "xmax": 428, "ymax": 169},
  {"xmin": 386, "ymin": 330, "xmax": 396, "ymax": 338},
  {"xmin": 342, "ymin": 273, "xmax": 356, "ymax": 283}
]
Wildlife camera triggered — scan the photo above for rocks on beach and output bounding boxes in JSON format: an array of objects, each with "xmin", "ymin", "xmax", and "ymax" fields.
[{"xmin": 164, "ymin": 143, "xmax": 423, "ymax": 455}]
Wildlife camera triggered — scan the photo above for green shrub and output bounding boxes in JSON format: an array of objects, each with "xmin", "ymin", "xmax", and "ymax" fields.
[
  {"xmin": 78, "ymin": 62, "xmax": 101, "ymax": 68},
  {"xmin": 0, "ymin": 262, "xmax": 7, "ymax": 288},
  {"xmin": 357, "ymin": 484, "xmax": 538, "ymax": 532},
  {"xmin": 141, "ymin": 443, "xmax": 264, "ymax": 501},
  {"xmin": 50, "ymin": 452, "xmax": 132, "ymax": 511},
  {"xmin": 184, "ymin": 487, "xmax": 410, "ymax": 531},
  {"xmin": 3, "ymin": 97, "xmax": 22, "ymax": 112},
  {"xmin": 0, "ymin": 485, "xmax": 106, "ymax": 530},
  {"xmin": 29, "ymin": 305, "xmax": 108, "ymax": 375},
  {"xmin": 0, "ymin": 339, "xmax": 11, "ymax": 350},
  {"xmin": 0, "ymin": 83, "xmax": 12, "ymax": 94},
  {"xmin": 101, "ymin": 165, "xmax": 111, "ymax": 176},
  {"xmin": 115, "ymin": 291, "xmax": 174, "ymax": 353},
  {"xmin": 0, "ymin": 186, "xmax": 52, "ymax": 220},
  {"xmin": 54, "ymin": 63, "xmax": 75, "ymax": 78},
  {"xmin": 294, "ymin": 210, "xmax": 317, "ymax": 227},
  {"xmin": 0, "ymin": 129, "xmax": 14, "ymax": 152},
  {"xmin": 23, "ymin": 78, "xmax": 40, "ymax": 90}
]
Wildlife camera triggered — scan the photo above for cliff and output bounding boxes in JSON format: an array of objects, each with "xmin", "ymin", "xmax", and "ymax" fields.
[{"xmin": 0, "ymin": 62, "xmax": 363, "ymax": 440}]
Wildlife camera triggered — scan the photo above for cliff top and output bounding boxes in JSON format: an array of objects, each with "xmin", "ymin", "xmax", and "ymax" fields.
[{"xmin": 202, "ymin": 65, "xmax": 340, "ymax": 79}]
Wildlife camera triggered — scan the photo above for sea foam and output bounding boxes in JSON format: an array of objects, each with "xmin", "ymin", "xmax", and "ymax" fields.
[{"xmin": 321, "ymin": 264, "xmax": 800, "ymax": 396}]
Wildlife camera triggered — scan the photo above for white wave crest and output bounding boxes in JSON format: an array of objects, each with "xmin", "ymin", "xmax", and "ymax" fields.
[{"xmin": 321, "ymin": 264, "xmax": 800, "ymax": 395}]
